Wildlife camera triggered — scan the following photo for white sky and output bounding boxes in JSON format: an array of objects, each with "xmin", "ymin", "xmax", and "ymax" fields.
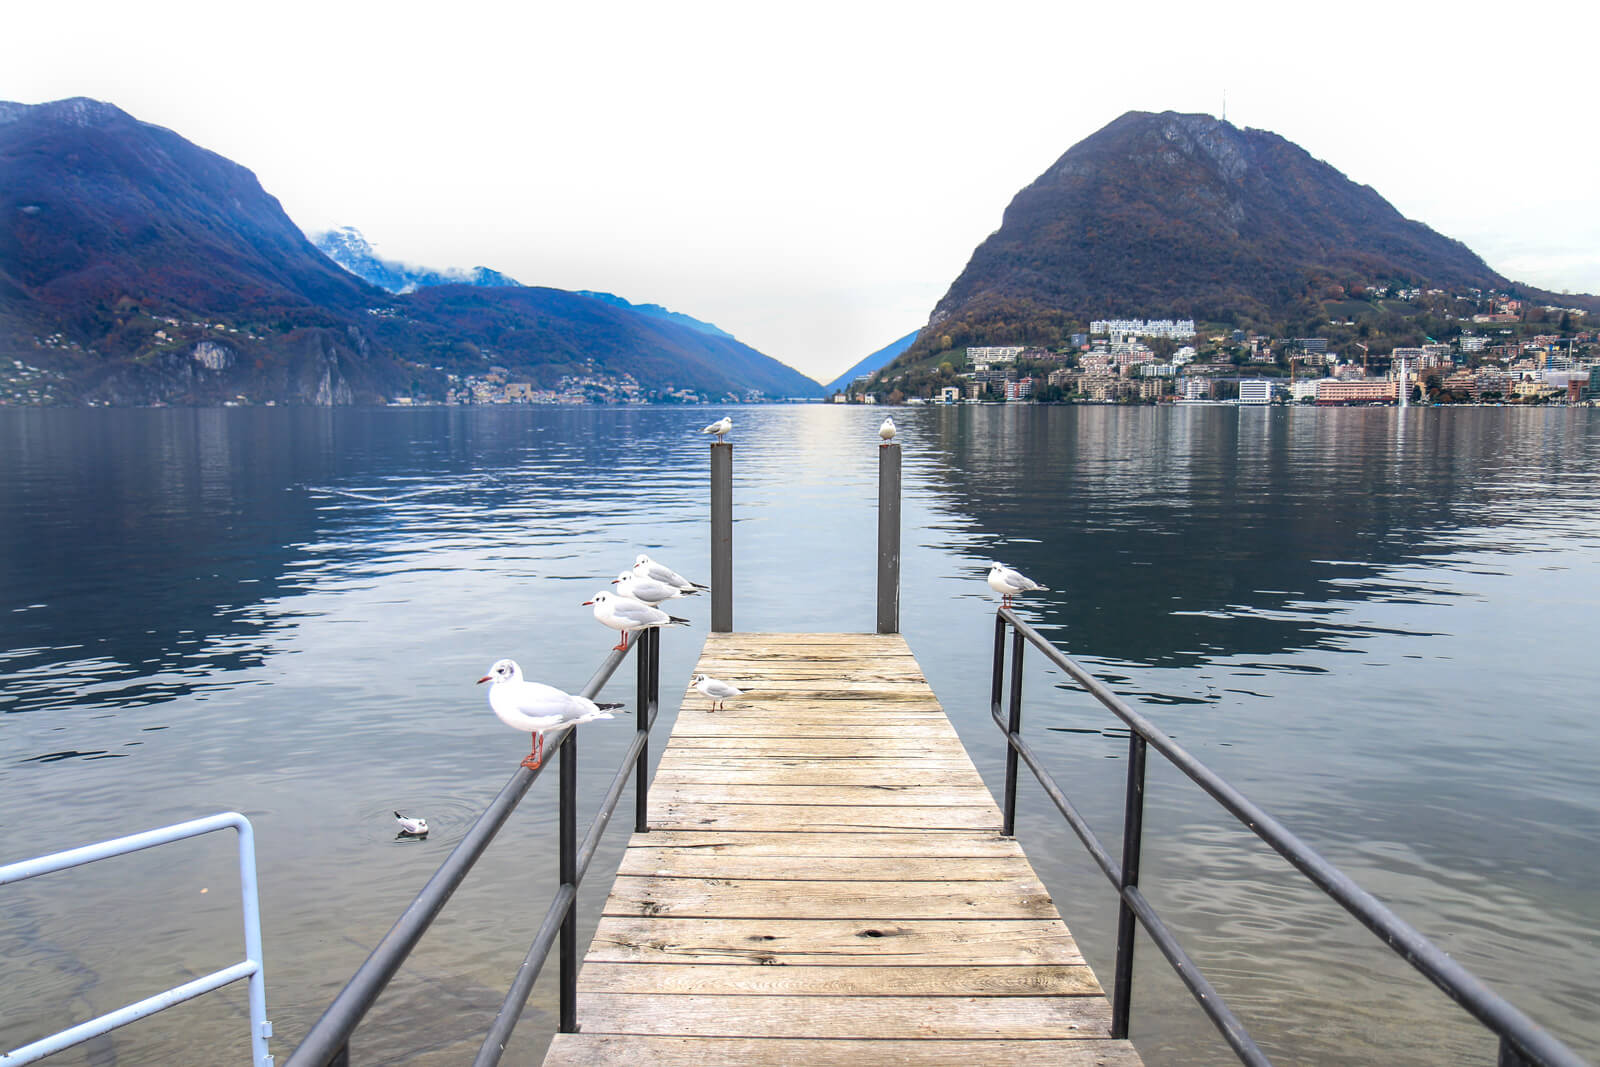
[{"xmin": 10, "ymin": 0, "xmax": 1599, "ymax": 383}]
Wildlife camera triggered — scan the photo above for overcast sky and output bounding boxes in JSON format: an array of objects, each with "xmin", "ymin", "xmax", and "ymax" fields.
[{"xmin": 10, "ymin": 0, "xmax": 1599, "ymax": 383}]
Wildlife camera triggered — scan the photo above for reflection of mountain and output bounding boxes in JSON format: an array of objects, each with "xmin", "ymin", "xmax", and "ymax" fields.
[{"xmin": 916, "ymin": 407, "xmax": 1568, "ymax": 671}]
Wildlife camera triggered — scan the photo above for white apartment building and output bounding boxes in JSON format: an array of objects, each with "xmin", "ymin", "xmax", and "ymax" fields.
[
  {"xmin": 1089, "ymin": 318, "xmax": 1197, "ymax": 341},
  {"xmin": 967, "ymin": 346, "xmax": 1023, "ymax": 364},
  {"xmin": 1237, "ymin": 379, "xmax": 1273, "ymax": 405}
]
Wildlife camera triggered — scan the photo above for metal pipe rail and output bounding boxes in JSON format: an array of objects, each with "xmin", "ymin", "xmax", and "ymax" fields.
[
  {"xmin": 287, "ymin": 627, "xmax": 661, "ymax": 1067},
  {"xmin": 990, "ymin": 606, "xmax": 1588, "ymax": 1067},
  {"xmin": 0, "ymin": 812, "xmax": 272, "ymax": 1067}
]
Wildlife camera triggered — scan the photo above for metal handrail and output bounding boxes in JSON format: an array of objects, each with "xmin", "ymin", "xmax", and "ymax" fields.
[
  {"xmin": 288, "ymin": 627, "xmax": 661, "ymax": 1067},
  {"xmin": 0, "ymin": 812, "xmax": 272, "ymax": 1067},
  {"xmin": 991, "ymin": 606, "xmax": 1589, "ymax": 1067}
]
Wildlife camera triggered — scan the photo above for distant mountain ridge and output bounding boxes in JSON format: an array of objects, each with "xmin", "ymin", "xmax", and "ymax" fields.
[
  {"xmin": 0, "ymin": 97, "xmax": 822, "ymax": 403},
  {"xmin": 825, "ymin": 330, "xmax": 918, "ymax": 394},
  {"xmin": 313, "ymin": 226, "xmax": 521, "ymax": 293},
  {"xmin": 892, "ymin": 110, "xmax": 1599, "ymax": 369}
]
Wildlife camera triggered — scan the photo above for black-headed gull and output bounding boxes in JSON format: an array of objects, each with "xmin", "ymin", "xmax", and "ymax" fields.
[
  {"xmin": 393, "ymin": 811, "xmax": 429, "ymax": 837},
  {"xmin": 701, "ymin": 416, "xmax": 732, "ymax": 442},
  {"xmin": 634, "ymin": 554, "xmax": 707, "ymax": 592},
  {"xmin": 477, "ymin": 658, "xmax": 623, "ymax": 769},
  {"xmin": 613, "ymin": 571, "xmax": 693, "ymax": 605},
  {"xmin": 988, "ymin": 561, "xmax": 1048, "ymax": 607},
  {"xmin": 691, "ymin": 673, "xmax": 753, "ymax": 711},
  {"xmin": 585, "ymin": 590, "xmax": 690, "ymax": 651},
  {"xmin": 879, "ymin": 417, "xmax": 896, "ymax": 446}
]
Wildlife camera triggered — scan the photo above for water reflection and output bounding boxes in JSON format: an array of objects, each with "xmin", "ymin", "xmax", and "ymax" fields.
[{"xmin": 1, "ymin": 404, "xmax": 1597, "ymax": 1065}]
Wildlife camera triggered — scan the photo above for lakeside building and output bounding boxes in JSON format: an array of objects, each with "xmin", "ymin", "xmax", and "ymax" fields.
[
  {"xmin": 968, "ymin": 346, "xmax": 1023, "ymax": 364},
  {"xmin": 1316, "ymin": 379, "xmax": 1402, "ymax": 404},
  {"xmin": 1090, "ymin": 318, "xmax": 1197, "ymax": 341},
  {"xmin": 1238, "ymin": 379, "xmax": 1273, "ymax": 405}
]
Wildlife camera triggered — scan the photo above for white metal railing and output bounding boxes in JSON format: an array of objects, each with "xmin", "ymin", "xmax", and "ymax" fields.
[{"xmin": 0, "ymin": 812, "xmax": 272, "ymax": 1066}]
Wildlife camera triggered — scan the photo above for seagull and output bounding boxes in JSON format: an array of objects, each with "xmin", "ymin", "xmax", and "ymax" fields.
[
  {"xmin": 879, "ymin": 417, "xmax": 896, "ymax": 446},
  {"xmin": 988, "ymin": 561, "xmax": 1049, "ymax": 608},
  {"xmin": 691, "ymin": 673, "xmax": 753, "ymax": 712},
  {"xmin": 613, "ymin": 570, "xmax": 693, "ymax": 605},
  {"xmin": 477, "ymin": 658, "xmax": 624, "ymax": 769},
  {"xmin": 393, "ymin": 811, "xmax": 429, "ymax": 837},
  {"xmin": 585, "ymin": 590, "xmax": 690, "ymax": 651},
  {"xmin": 701, "ymin": 416, "xmax": 732, "ymax": 442},
  {"xmin": 634, "ymin": 554, "xmax": 707, "ymax": 592}
]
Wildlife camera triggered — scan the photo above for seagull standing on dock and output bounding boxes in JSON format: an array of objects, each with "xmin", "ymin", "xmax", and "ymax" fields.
[
  {"xmin": 879, "ymin": 417, "xmax": 896, "ymax": 446},
  {"xmin": 613, "ymin": 570, "xmax": 694, "ymax": 605},
  {"xmin": 634, "ymin": 554, "xmax": 707, "ymax": 592},
  {"xmin": 585, "ymin": 590, "xmax": 690, "ymax": 651},
  {"xmin": 988, "ymin": 561, "xmax": 1049, "ymax": 608},
  {"xmin": 701, "ymin": 416, "xmax": 732, "ymax": 442},
  {"xmin": 477, "ymin": 658, "xmax": 623, "ymax": 769},
  {"xmin": 691, "ymin": 673, "xmax": 753, "ymax": 712}
]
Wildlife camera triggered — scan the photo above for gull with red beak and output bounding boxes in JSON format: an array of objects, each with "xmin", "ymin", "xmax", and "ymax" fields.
[
  {"xmin": 585, "ymin": 590, "xmax": 690, "ymax": 651},
  {"xmin": 477, "ymin": 658, "xmax": 622, "ymax": 770}
]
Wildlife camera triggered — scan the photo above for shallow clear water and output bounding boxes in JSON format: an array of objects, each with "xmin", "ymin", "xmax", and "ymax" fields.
[{"xmin": 2, "ymin": 404, "xmax": 1596, "ymax": 1065}]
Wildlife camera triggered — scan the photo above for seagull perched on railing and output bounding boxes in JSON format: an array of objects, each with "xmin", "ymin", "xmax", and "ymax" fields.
[
  {"xmin": 988, "ymin": 561, "xmax": 1048, "ymax": 608},
  {"xmin": 691, "ymin": 673, "xmax": 753, "ymax": 712},
  {"xmin": 613, "ymin": 570, "xmax": 694, "ymax": 605},
  {"xmin": 701, "ymin": 416, "xmax": 732, "ymax": 442},
  {"xmin": 879, "ymin": 417, "xmax": 896, "ymax": 446},
  {"xmin": 585, "ymin": 590, "xmax": 690, "ymax": 651},
  {"xmin": 634, "ymin": 554, "xmax": 707, "ymax": 592},
  {"xmin": 477, "ymin": 658, "xmax": 623, "ymax": 769}
]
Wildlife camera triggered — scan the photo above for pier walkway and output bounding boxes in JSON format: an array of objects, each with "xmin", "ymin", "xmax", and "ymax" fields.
[{"xmin": 542, "ymin": 631, "xmax": 1142, "ymax": 1066}]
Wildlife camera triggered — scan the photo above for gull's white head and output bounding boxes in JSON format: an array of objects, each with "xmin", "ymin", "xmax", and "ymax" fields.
[
  {"xmin": 585, "ymin": 591, "xmax": 613, "ymax": 607},
  {"xmin": 478, "ymin": 658, "xmax": 521, "ymax": 685},
  {"xmin": 613, "ymin": 571, "xmax": 634, "ymax": 585},
  {"xmin": 990, "ymin": 561, "xmax": 1004, "ymax": 573},
  {"xmin": 690, "ymin": 673, "xmax": 707, "ymax": 685},
  {"xmin": 635, "ymin": 554, "xmax": 653, "ymax": 568},
  {"xmin": 879, "ymin": 417, "xmax": 896, "ymax": 441}
]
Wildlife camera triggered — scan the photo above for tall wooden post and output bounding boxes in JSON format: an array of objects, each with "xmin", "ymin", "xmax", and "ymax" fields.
[
  {"xmin": 877, "ymin": 442, "xmax": 901, "ymax": 634},
  {"xmin": 711, "ymin": 442, "xmax": 732, "ymax": 633}
]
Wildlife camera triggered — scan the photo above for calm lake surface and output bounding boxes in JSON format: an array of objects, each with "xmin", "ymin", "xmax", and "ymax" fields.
[{"xmin": 2, "ymin": 404, "xmax": 1597, "ymax": 1066}]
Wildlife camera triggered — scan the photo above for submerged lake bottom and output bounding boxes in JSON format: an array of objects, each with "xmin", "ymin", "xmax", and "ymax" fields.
[{"xmin": 1, "ymin": 404, "xmax": 1596, "ymax": 1065}]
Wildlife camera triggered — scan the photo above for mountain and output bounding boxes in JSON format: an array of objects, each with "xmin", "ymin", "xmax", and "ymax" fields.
[
  {"xmin": 825, "ymin": 330, "xmax": 918, "ymax": 394},
  {"xmin": 890, "ymin": 110, "xmax": 1599, "ymax": 370},
  {"xmin": 576, "ymin": 291, "xmax": 734, "ymax": 340},
  {"xmin": 0, "ymin": 98, "xmax": 822, "ymax": 404},
  {"xmin": 313, "ymin": 226, "xmax": 522, "ymax": 293}
]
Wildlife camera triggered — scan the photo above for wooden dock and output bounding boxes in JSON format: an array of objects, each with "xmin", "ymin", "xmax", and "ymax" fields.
[{"xmin": 542, "ymin": 632, "xmax": 1142, "ymax": 1066}]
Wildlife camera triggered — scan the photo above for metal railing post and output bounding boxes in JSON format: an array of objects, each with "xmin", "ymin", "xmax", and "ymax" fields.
[
  {"xmin": 710, "ymin": 442, "xmax": 732, "ymax": 632},
  {"xmin": 1111, "ymin": 732, "xmax": 1148, "ymax": 1039},
  {"xmin": 558, "ymin": 731, "xmax": 578, "ymax": 1034},
  {"xmin": 876, "ymin": 442, "xmax": 901, "ymax": 633},
  {"xmin": 1002, "ymin": 627, "xmax": 1025, "ymax": 836},
  {"xmin": 635, "ymin": 627, "xmax": 651, "ymax": 833}
]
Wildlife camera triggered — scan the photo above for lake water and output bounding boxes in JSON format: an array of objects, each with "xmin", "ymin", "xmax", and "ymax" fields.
[{"xmin": 2, "ymin": 404, "xmax": 1597, "ymax": 1065}]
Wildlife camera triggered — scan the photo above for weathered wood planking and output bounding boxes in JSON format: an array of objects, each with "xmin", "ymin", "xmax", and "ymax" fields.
[{"xmin": 541, "ymin": 632, "xmax": 1139, "ymax": 1067}]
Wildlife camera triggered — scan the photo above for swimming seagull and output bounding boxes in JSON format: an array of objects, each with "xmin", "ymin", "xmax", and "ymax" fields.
[
  {"xmin": 393, "ymin": 811, "xmax": 429, "ymax": 837},
  {"xmin": 634, "ymin": 554, "xmax": 708, "ymax": 592},
  {"xmin": 701, "ymin": 416, "xmax": 732, "ymax": 442},
  {"xmin": 879, "ymin": 417, "xmax": 896, "ymax": 446},
  {"xmin": 477, "ymin": 658, "xmax": 623, "ymax": 769},
  {"xmin": 613, "ymin": 570, "xmax": 693, "ymax": 605},
  {"xmin": 691, "ymin": 673, "xmax": 753, "ymax": 712},
  {"xmin": 585, "ymin": 590, "xmax": 690, "ymax": 651},
  {"xmin": 988, "ymin": 561, "xmax": 1049, "ymax": 608}
]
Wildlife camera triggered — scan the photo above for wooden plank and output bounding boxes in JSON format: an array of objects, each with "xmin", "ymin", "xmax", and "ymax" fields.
[
  {"xmin": 613, "ymin": 830, "xmax": 1028, "ymax": 858},
  {"xmin": 617, "ymin": 852, "xmax": 1036, "ymax": 882},
  {"xmin": 661, "ymin": 737, "xmax": 970, "ymax": 755},
  {"xmin": 545, "ymin": 1035, "xmax": 1144, "ymax": 1067},
  {"xmin": 571, "ymin": 992, "xmax": 1113, "ymax": 1039},
  {"xmin": 583, "ymin": 916, "xmax": 1087, "ymax": 966},
  {"xmin": 648, "ymin": 784, "xmax": 999, "ymax": 809},
  {"xmin": 647, "ymin": 802, "xmax": 1001, "ymax": 832},
  {"xmin": 652, "ymin": 766, "xmax": 987, "ymax": 787},
  {"xmin": 576, "ymin": 962, "xmax": 1104, "ymax": 996},
  {"xmin": 604, "ymin": 875, "xmax": 1054, "ymax": 920}
]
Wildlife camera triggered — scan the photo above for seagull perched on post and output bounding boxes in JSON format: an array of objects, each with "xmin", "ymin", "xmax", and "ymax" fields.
[
  {"xmin": 477, "ymin": 658, "xmax": 623, "ymax": 770},
  {"xmin": 691, "ymin": 673, "xmax": 753, "ymax": 711},
  {"xmin": 585, "ymin": 590, "xmax": 690, "ymax": 651},
  {"xmin": 879, "ymin": 417, "xmax": 896, "ymax": 446},
  {"xmin": 988, "ymin": 561, "xmax": 1048, "ymax": 608},
  {"xmin": 701, "ymin": 416, "xmax": 732, "ymax": 442},
  {"xmin": 634, "ymin": 554, "xmax": 707, "ymax": 592}
]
